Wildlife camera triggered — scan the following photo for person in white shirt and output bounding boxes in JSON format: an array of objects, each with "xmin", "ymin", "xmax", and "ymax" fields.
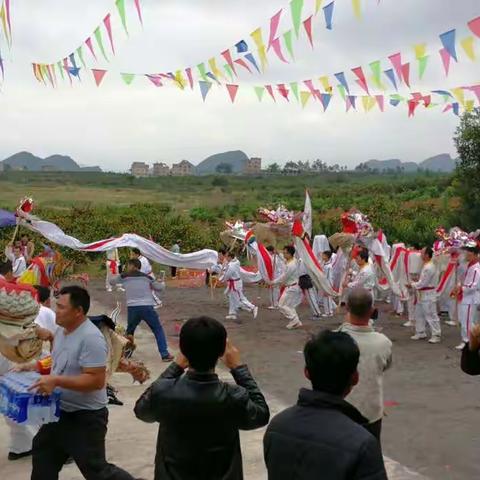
[
  {"xmin": 409, "ymin": 247, "xmax": 441, "ymax": 344},
  {"xmin": 321, "ymin": 251, "xmax": 337, "ymax": 317},
  {"xmin": 452, "ymin": 245, "xmax": 480, "ymax": 350},
  {"xmin": 345, "ymin": 248, "xmax": 377, "ymax": 301},
  {"xmin": 266, "ymin": 245, "xmax": 285, "ymax": 310},
  {"xmin": 270, "ymin": 245, "xmax": 303, "ymax": 330},
  {"xmin": 220, "ymin": 251, "xmax": 258, "ymax": 321},
  {"xmin": 338, "ymin": 288, "xmax": 392, "ymax": 442},
  {"xmin": 5, "ymin": 244, "xmax": 27, "ymax": 278},
  {"xmin": 33, "ymin": 285, "xmax": 59, "ymax": 336}
]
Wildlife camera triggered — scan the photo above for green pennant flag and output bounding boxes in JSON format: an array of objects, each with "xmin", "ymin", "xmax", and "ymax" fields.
[
  {"xmin": 116, "ymin": 0, "xmax": 128, "ymax": 35},
  {"xmin": 76, "ymin": 46, "xmax": 86, "ymax": 68},
  {"xmin": 197, "ymin": 63, "xmax": 208, "ymax": 81},
  {"xmin": 390, "ymin": 94, "xmax": 405, "ymax": 102},
  {"xmin": 223, "ymin": 64, "xmax": 234, "ymax": 82},
  {"xmin": 337, "ymin": 84, "xmax": 346, "ymax": 100},
  {"xmin": 290, "ymin": 0, "xmax": 304, "ymax": 38},
  {"xmin": 418, "ymin": 56, "xmax": 429, "ymax": 80},
  {"xmin": 94, "ymin": 26, "xmax": 108, "ymax": 61},
  {"xmin": 290, "ymin": 82, "xmax": 299, "ymax": 101},
  {"xmin": 283, "ymin": 30, "xmax": 295, "ymax": 60},
  {"xmin": 369, "ymin": 60, "xmax": 382, "ymax": 89},
  {"xmin": 254, "ymin": 86, "xmax": 265, "ymax": 102},
  {"xmin": 57, "ymin": 61, "xmax": 64, "ymax": 80},
  {"xmin": 121, "ymin": 73, "xmax": 135, "ymax": 85}
]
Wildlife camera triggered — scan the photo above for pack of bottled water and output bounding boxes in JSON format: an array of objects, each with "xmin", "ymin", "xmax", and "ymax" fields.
[{"xmin": 0, "ymin": 372, "xmax": 61, "ymax": 425}]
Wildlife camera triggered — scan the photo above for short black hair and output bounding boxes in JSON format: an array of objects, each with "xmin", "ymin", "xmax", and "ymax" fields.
[
  {"xmin": 34, "ymin": 285, "xmax": 51, "ymax": 304},
  {"xmin": 226, "ymin": 251, "xmax": 235, "ymax": 259},
  {"xmin": 284, "ymin": 245, "xmax": 295, "ymax": 256},
  {"xmin": 304, "ymin": 330, "xmax": 359, "ymax": 395},
  {"xmin": 58, "ymin": 286, "xmax": 90, "ymax": 315},
  {"xmin": 0, "ymin": 260, "xmax": 12, "ymax": 276},
  {"xmin": 358, "ymin": 248, "xmax": 369, "ymax": 262},
  {"xmin": 423, "ymin": 246, "xmax": 434, "ymax": 259},
  {"xmin": 131, "ymin": 248, "xmax": 141, "ymax": 255},
  {"xmin": 266, "ymin": 245, "xmax": 275, "ymax": 253},
  {"xmin": 347, "ymin": 288, "xmax": 373, "ymax": 318},
  {"xmin": 322, "ymin": 250, "xmax": 332, "ymax": 259},
  {"xmin": 180, "ymin": 317, "xmax": 227, "ymax": 372},
  {"xmin": 128, "ymin": 258, "xmax": 142, "ymax": 270},
  {"xmin": 218, "ymin": 248, "xmax": 227, "ymax": 255}
]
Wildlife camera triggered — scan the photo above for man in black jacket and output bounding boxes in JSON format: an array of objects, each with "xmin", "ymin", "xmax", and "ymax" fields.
[
  {"xmin": 264, "ymin": 330, "xmax": 387, "ymax": 480},
  {"xmin": 461, "ymin": 324, "xmax": 480, "ymax": 375},
  {"xmin": 134, "ymin": 316, "xmax": 270, "ymax": 480}
]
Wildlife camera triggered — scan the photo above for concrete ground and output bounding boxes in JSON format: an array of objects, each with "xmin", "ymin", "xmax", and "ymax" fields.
[{"xmin": 1, "ymin": 280, "xmax": 477, "ymax": 479}]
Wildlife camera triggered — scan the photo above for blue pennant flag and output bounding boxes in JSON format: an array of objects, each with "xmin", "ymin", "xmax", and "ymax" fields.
[
  {"xmin": 323, "ymin": 2, "xmax": 335, "ymax": 30},
  {"xmin": 452, "ymin": 102, "xmax": 460, "ymax": 116},
  {"xmin": 334, "ymin": 72, "xmax": 350, "ymax": 94},
  {"xmin": 390, "ymin": 99, "xmax": 401, "ymax": 107},
  {"xmin": 69, "ymin": 53, "xmax": 78, "ymax": 70},
  {"xmin": 384, "ymin": 69, "xmax": 398, "ymax": 91},
  {"xmin": 321, "ymin": 93, "xmax": 332, "ymax": 111},
  {"xmin": 439, "ymin": 30, "xmax": 458, "ymax": 62},
  {"xmin": 199, "ymin": 81, "xmax": 212, "ymax": 101},
  {"xmin": 68, "ymin": 67, "xmax": 81, "ymax": 77},
  {"xmin": 244, "ymin": 53, "xmax": 261, "ymax": 73},
  {"xmin": 235, "ymin": 40, "xmax": 249, "ymax": 53}
]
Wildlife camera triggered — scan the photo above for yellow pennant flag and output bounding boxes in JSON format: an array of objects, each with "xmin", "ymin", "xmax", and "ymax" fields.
[
  {"xmin": 451, "ymin": 87, "xmax": 465, "ymax": 106},
  {"xmin": 251, "ymin": 28, "xmax": 265, "ymax": 49},
  {"xmin": 368, "ymin": 97, "xmax": 377, "ymax": 111},
  {"xmin": 319, "ymin": 75, "xmax": 332, "ymax": 92},
  {"xmin": 465, "ymin": 100, "xmax": 475, "ymax": 112},
  {"xmin": 174, "ymin": 70, "xmax": 186, "ymax": 90},
  {"xmin": 352, "ymin": 0, "xmax": 361, "ymax": 19},
  {"xmin": 315, "ymin": 0, "xmax": 324, "ymax": 14},
  {"xmin": 461, "ymin": 36, "xmax": 476, "ymax": 61},
  {"xmin": 414, "ymin": 43, "xmax": 427, "ymax": 60},
  {"xmin": 300, "ymin": 91, "xmax": 311, "ymax": 108},
  {"xmin": 362, "ymin": 96, "xmax": 376, "ymax": 112},
  {"xmin": 208, "ymin": 58, "xmax": 224, "ymax": 80},
  {"xmin": 257, "ymin": 45, "xmax": 268, "ymax": 72},
  {"xmin": 0, "ymin": 4, "xmax": 9, "ymax": 43}
]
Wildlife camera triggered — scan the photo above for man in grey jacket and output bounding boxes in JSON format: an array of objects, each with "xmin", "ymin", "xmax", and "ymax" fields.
[{"xmin": 112, "ymin": 259, "xmax": 173, "ymax": 362}]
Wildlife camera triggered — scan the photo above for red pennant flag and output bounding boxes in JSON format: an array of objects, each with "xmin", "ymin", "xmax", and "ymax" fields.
[
  {"xmin": 221, "ymin": 50, "xmax": 237, "ymax": 76},
  {"xmin": 375, "ymin": 95, "xmax": 384, "ymax": 112},
  {"xmin": 408, "ymin": 99, "xmax": 419, "ymax": 117},
  {"xmin": 103, "ymin": 14, "xmax": 115, "ymax": 54},
  {"xmin": 226, "ymin": 84, "xmax": 239, "ymax": 103},
  {"xmin": 423, "ymin": 95, "xmax": 431, "ymax": 108},
  {"xmin": 401, "ymin": 63, "xmax": 410, "ymax": 88},
  {"xmin": 134, "ymin": 0, "xmax": 143, "ymax": 25},
  {"xmin": 304, "ymin": 79, "xmax": 320, "ymax": 100},
  {"xmin": 303, "ymin": 16, "xmax": 314, "ymax": 48},
  {"xmin": 439, "ymin": 48, "xmax": 451, "ymax": 76},
  {"xmin": 411, "ymin": 92, "xmax": 423, "ymax": 102},
  {"xmin": 270, "ymin": 37, "xmax": 289, "ymax": 63},
  {"xmin": 85, "ymin": 37, "xmax": 97, "ymax": 60},
  {"xmin": 268, "ymin": 9, "xmax": 283, "ymax": 48},
  {"xmin": 92, "ymin": 69, "xmax": 107, "ymax": 86},
  {"xmin": 468, "ymin": 16, "xmax": 480, "ymax": 38},
  {"xmin": 234, "ymin": 58, "xmax": 253, "ymax": 74},
  {"xmin": 265, "ymin": 85, "xmax": 276, "ymax": 102},
  {"xmin": 388, "ymin": 52, "xmax": 403, "ymax": 81},
  {"xmin": 277, "ymin": 84, "xmax": 290, "ymax": 101},
  {"xmin": 185, "ymin": 68, "xmax": 194, "ymax": 89},
  {"xmin": 352, "ymin": 66, "xmax": 369, "ymax": 94}
]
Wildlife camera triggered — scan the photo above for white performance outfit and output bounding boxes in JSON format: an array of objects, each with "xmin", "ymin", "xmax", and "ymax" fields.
[
  {"xmin": 275, "ymin": 258, "xmax": 303, "ymax": 328},
  {"xmin": 412, "ymin": 261, "xmax": 441, "ymax": 339},
  {"xmin": 458, "ymin": 261, "xmax": 480, "ymax": 343},
  {"xmin": 4, "ymin": 247, "xmax": 27, "ymax": 278},
  {"xmin": 321, "ymin": 259, "xmax": 337, "ymax": 316},
  {"xmin": 269, "ymin": 254, "xmax": 285, "ymax": 308},
  {"xmin": 298, "ymin": 260, "xmax": 322, "ymax": 317},
  {"xmin": 220, "ymin": 259, "xmax": 256, "ymax": 318},
  {"xmin": 105, "ymin": 248, "xmax": 121, "ymax": 292},
  {"xmin": 347, "ymin": 263, "xmax": 377, "ymax": 300}
]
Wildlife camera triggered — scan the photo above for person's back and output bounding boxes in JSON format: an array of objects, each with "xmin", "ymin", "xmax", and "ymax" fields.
[
  {"xmin": 264, "ymin": 330, "xmax": 387, "ymax": 480},
  {"xmin": 135, "ymin": 317, "xmax": 269, "ymax": 480}
]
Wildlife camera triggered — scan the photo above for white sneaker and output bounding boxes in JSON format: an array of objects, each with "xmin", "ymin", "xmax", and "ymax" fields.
[
  {"xmin": 286, "ymin": 320, "xmax": 302, "ymax": 330},
  {"xmin": 403, "ymin": 321, "xmax": 414, "ymax": 327},
  {"xmin": 411, "ymin": 333, "xmax": 427, "ymax": 341},
  {"xmin": 445, "ymin": 320, "xmax": 457, "ymax": 327},
  {"xmin": 154, "ymin": 302, "xmax": 163, "ymax": 310},
  {"xmin": 428, "ymin": 336, "xmax": 441, "ymax": 344},
  {"xmin": 252, "ymin": 306, "xmax": 259, "ymax": 319},
  {"xmin": 116, "ymin": 287, "xmax": 125, "ymax": 292},
  {"xmin": 267, "ymin": 306, "xmax": 277, "ymax": 310},
  {"xmin": 106, "ymin": 288, "xmax": 113, "ymax": 293},
  {"xmin": 455, "ymin": 342, "xmax": 466, "ymax": 350},
  {"xmin": 225, "ymin": 315, "xmax": 237, "ymax": 320}
]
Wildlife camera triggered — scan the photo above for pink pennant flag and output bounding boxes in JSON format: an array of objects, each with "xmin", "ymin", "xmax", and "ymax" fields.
[
  {"xmin": 63, "ymin": 58, "xmax": 72, "ymax": 84},
  {"xmin": 92, "ymin": 68, "xmax": 107, "ymax": 86},
  {"xmin": 134, "ymin": 0, "xmax": 143, "ymax": 25},
  {"xmin": 468, "ymin": 16, "xmax": 480, "ymax": 38},
  {"xmin": 439, "ymin": 48, "xmax": 451, "ymax": 76},
  {"xmin": 268, "ymin": 9, "xmax": 283, "ymax": 48},
  {"xmin": 411, "ymin": 92, "xmax": 423, "ymax": 102},
  {"xmin": 468, "ymin": 85, "xmax": 480, "ymax": 103},
  {"xmin": 103, "ymin": 14, "xmax": 115, "ymax": 54},
  {"xmin": 443, "ymin": 104, "xmax": 453, "ymax": 113},
  {"xmin": 221, "ymin": 50, "xmax": 237, "ymax": 76},
  {"xmin": 423, "ymin": 95, "xmax": 431, "ymax": 108},
  {"xmin": 304, "ymin": 79, "xmax": 320, "ymax": 100},
  {"xmin": 277, "ymin": 84, "xmax": 290, "ymax": 101},
  {"xmin": 234, "ymin": 58, "xmax": 253, "ymax": 74},
  {"xmin": 375, "ymin": 95, "xmax": 384, "ymax": 112},
  {"xmin": 145, "ymin": 74, "xmax": 163, "ymax": 87},
  {"xmin": 226, "ymin": 84, "xmax": 239, "ymax": 103},
  {"xmin": 5, "ymin": 0, "xmax": 11, "ymax": 38},
  {"xmin": 388, "ymin": 52, "xmax": 403, "ymax": 81},
  {"xmin": 408, "ymin": 99, "xmax": 419, "ymax": 117},
  {"xmin": 270, "ymin": 37, "xmax": 289, "ymax": 63},
  {"xmin": 185, "ymin": 68, "xmax": 194, "ymax": 89},
  {"xmin": 352, "ymin": 66, "xmax": 369, "ymax": 94},
  {"xmin": 303, "ymin": 16, "xmax": 314, "ymax": 48},
  {"xmin": 85, "ymin": 37, "xmax": 97, "ymax": 60},
  {"xmin": 401, "ymin": 63, "xmax": 410, "ymax": 88},
  {"xmin": 265, "ymin": 85, "xmax": 276, "ymax": 102}
]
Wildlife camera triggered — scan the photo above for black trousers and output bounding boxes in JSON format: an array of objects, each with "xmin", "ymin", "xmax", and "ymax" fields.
[
  {"xmin": 31, "ymin": 408, "xmax": 135, "ymax": 480},
  {"xmin": 171, "ymin": 266, "xmax": 177, "ymax": 277}
]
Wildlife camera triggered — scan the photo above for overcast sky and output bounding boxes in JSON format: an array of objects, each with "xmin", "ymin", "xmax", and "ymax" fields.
[{"xmin": 0, "ymin": 0, "xmax": 479, "ymax": 170}]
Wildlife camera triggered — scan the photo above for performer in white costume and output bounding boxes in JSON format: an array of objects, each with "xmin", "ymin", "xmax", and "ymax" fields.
[
  {"xmin": 105, "ymin": 248, "xmax": 124, "ymax": 292},
  {"xmin": 346, "ymin": 248, "xmax": 377, "ymax": 300},
  {"xmin": 220, "ymin": 251, "xmax": 258, "ymax": 321},
  {"xmin": 321, "ymin": 251, "xmax": 337, "ymax": 317},
  {"xmin": 409, "ymin": 247, "xmax": 441, "ymax": 344},
  {"xmin": 266, "ymin": 245, "xmax": 285, "ymax": 310}
]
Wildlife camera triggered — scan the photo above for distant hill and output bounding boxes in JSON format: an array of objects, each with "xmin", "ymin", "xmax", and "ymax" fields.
[
  {"xmin": 0, "ymin": 151, "xmax": 102, "ymax": 172},
  {"xmin": 360, "ymin": 154, "xmax": 456, "ymax": 173},
  {"xmin": 196, "ymin": 150, "xmax": 249, "ymax": 175}
]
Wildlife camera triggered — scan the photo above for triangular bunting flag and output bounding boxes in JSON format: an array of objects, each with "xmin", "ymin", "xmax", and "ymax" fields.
[
  {"xmin": 418, "ymin": 56, "xmax": 429, "ymax": 79},
  {"xmin": 300, "ymin": 91, "xmax": 311, "ymax": 108},
  {"xmin": 277, "ymin": 84, "xmax": 290, "ymax": 101},
  {"xmin": 234, "ymin": 58, "xmax": 253, "ymax": 74},
  {"xmin": 185, "ymin": 67, "xmax": 194, "ymax": 89},
  {"xmin": 334, "ymin": 72, "xmax": 350, "ymax": 93},
  {"xmin": 439, "ymin": 29, "xmax": 457, "ymax": 61},
  {"xmin": 257, "ymin": 46, "xmax": 268, "ymax": 71},
  {"xmin": 221, "ymin": 50, "xmax": 237, "ymax": 76},
  {"xmin": 369, "ymin": 61, "xmax": 383, "ymax": 89},
  {"xmin": 271, "ymin": 37, "xmax": 289, "ymax": 62},
  {"xmin": 85, "ymin": 37, "xmax": 97, "ymax": 60},
  {"xmin": 346, "ymin": 95, "xmax": 357, "ymax": 111},
  {"xmin": 199, "ymin": 81, "xmax": 212, "ymax": 101},
  {"xmin": 290, "ymin": 82, "xmax": 299, "ymax": 101},
  {"xmin": 461, "ymin": 36, "xmax": 475, "ymax": 61},
  {"xmin": 5, "ymin": 0, "xmax": 11, "ymax": 40},
  {"xmin": 63, "ymin": 58, "xmax": 72, "ymax": 84},
  {"xmin": 414, "ymin": 43, "xmax": 427, "ymax": 60},
  {"xmin": 48, "ymin": 64, "xmax": 57, "ymax": 87},
  {"xmin": 69, "ymin": 53, "xmax": 78, "ymax": 71},
  {"xmin": 451, "ymin": 87, "xmax": 465, "ymax": 106},
  {"xmin": 323, "ymin": 1, "xmax": 334, "ymax": 30},
  {"xmin": 465, "ymin": 99, "xmax": 475, "ymax": 112},
  {"xmin": 303, "ymin": 16, "xmax": 314, "ymax": 48},
  {"xmin": 468, "ymin": 17, "xmax": 480, "ymax": 38},
  {"xmin": 362, "ymin": 96, "xmax": 370, "ymax": 112},
  {"xmin": 236, "ymin": 40, "xmax": 249, "ymax": 53},
  {"xmin": 408, "ymin": 99, "xmax": 419, "ymax": 117},
  {"xmin": 290, "ymin": 0, "xmax": 304, "ymax": 38},
  {"xmin": 352, "ymin": 0, "xmax": 361, "ymax": 19},
  {"xmin": 384, "ymin": 69, "xmax": 398, "ymax": 90},
  {"xmin": 134, "ymin": 0, "xmax": 143, "ymax": 25},
  {"xmin": 254, "ymin": 86, "xmax": 265, "ymax": 102},
  {"xmin": 250, "ymin": 28, "xmax": 265, "ymax": 49},
  {"xmin": 57, "ymin": 61, "xmax": 64, "ymax": 80},
  {"xmin": 94, "ymin": 27, "xmax": 108, "ymax": 61},
  {"xmin": 401, "ymin": 63, "xmax": 410, "ymax": 88},
  {"xmin": 283, "ymin": 30, "xmax": 295, "ymax": 60},
  {"xmin": 320, "ymin": 93, "xmax": 332, "ymax": 111},
  {"xmin": 352, "ymin": 66, "xmax": 369, "ymax": 94},
  {"xmin": 423, "ymin": 95, "xmax": 431, "ymax": 108},
  {"xmin": 146, "ymin": 74, "xmax": 163, "ymax": 87},
  {"xmin": 439, "ymin": 48, "xmax": 451, "ymax": 76},
  {"xmin": 76, "ymin": 46, "xmax": 86, "ymax": 68},
  {"xmin": 452, "ymin": 103, "xmax": 459, "ymax": 116},
  {"xmin": 265, "ymin": 84, "xmax": 276, "ymax": 101},
  {"xmin": 92, "ymin": 68, "xmax": 107, "ymax": 86},
  {"xmin": 226, "ymin": 84, "xmax": 239, "ymax": 103},
  {"xmin": 468, "ymin": 85, "xmax": 480, "ymax": 103},
  {"xmin": 268, "ymin": 9, "xmax": 283, "ymax": 48},
  {"xmin": 245, "ymin": 53, "xmax": 261, "ymax": 73},
  {"xmin": 208, "ymin": 57, "xmax": 224, "ymax": 80},
  {"xmin": 0, "ymin": 4, "xmax": 9, "ymax": 44},
  {"xmin": 304, "ymin": 79, "xmax": 320, "ymax": 100},
  {"xmin": 206, "ymin": 72, "xmax": 220, "ymax": 85},
  {"xmin": 337, "ymin": 84, "xmax": 346, "ymax": 100},
  {"xmin": 103, "ymin": 14, "xmax": 115, "ymax": 55},
  {"xmin": 197, "ymin": 63, "xmax": 208, "ymax": 81},
  {"xmin": 224, "ymin": 64, "xmax": 234, "ymax": 82},
  {"xmin": 116, "ymin": 0, "xmax": 128, "ymax": 34},
  {"xmin": 121, "ymin": 72, "xmax": 135, "ymax": 85},
  {"xmin": 68, "ymin": 67, "xmax": 81, "ymax": 77},
  {"xmin": 315, "ymin": 0, "xmax": 324, "ymax": 14},
  {"xmin": 375, "ymin": 95, "xmax": 384, "ymax": 112},
  {"xmin": 388, "ymin": 53, "xmax": 403, "ymax": 81}
]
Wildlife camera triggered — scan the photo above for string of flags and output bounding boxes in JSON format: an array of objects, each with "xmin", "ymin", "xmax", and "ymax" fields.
[
  {"xmin": 32, "ymin": 0, "xmax": 384, "ymax": 89},
  {"xmin": 0, "ymin": 0, "xmax": 12, "ymax": 81}
]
